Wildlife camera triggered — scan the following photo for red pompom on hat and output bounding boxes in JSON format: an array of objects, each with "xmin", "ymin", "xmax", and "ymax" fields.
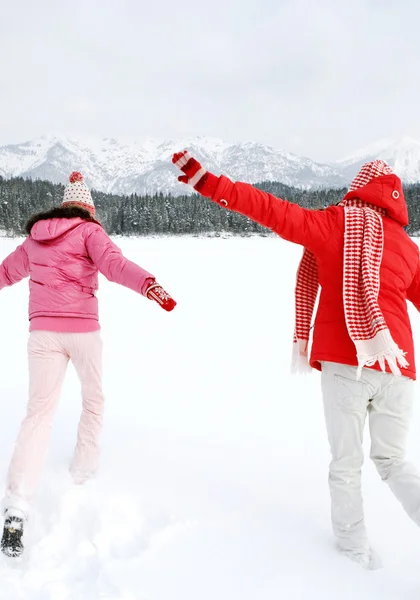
[
  {"xmin": 69, "ymin": 171, "xmax": 84, "ymax": 184},
  {"xmin": 62, "ymin": 171, "xmax": 95, "ymax": 215}
]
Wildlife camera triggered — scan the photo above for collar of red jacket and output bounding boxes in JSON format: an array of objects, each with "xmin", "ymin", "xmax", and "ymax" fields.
[{"xmin": 343, "ymin": 174, "xmax": 409, "ymax": 227}]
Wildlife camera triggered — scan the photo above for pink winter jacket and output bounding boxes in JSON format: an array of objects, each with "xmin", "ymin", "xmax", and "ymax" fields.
[{"xmin": 0, "ymin": 215, "xmax": 155, "ymax": 332}]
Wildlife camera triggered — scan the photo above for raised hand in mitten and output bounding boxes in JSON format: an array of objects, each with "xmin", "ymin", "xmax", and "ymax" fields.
[
  {"xmin": 146, "ymin": 281, "xmax": 177, "ymax": 312},
  {"xmin": 172, "ymin": 151, "xmax": 219, "ymax": 198}
]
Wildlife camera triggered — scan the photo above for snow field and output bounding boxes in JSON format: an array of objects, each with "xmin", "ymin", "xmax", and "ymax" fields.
[{"xmin": 0, "ymin": 236, "xmax": 419, "ymax": 598}]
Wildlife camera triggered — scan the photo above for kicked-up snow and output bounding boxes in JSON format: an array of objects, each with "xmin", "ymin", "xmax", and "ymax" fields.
[{"xmin": 0, "ymin": 236, "xmax": 419, "ymax": 599}]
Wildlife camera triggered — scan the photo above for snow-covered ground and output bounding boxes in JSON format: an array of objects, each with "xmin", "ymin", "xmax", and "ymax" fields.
[{"xmin": 0, "ymin": 236, "xmax": 419, "ymax": 599}]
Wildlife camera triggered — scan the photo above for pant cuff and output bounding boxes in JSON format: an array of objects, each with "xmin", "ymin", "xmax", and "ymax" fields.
[{"xmin": 1, "ymin": 494, "xmax": 31, "ymax": 519}]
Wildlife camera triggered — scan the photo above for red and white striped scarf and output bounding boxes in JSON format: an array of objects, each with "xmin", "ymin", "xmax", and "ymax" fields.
[{"xmin": 292, "ymin": 185, "xmax": 408, "ymax": 378}]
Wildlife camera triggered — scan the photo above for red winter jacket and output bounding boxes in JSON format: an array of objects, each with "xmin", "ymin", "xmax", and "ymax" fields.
[{"xmin": 210, "ymin": 174, "xmax": 420, "ymax": 380}]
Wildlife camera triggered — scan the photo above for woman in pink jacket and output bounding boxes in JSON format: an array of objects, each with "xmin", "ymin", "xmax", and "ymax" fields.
[{"xmin": 0, "ymin": 172, "xmax": 176, "ymax": 558}]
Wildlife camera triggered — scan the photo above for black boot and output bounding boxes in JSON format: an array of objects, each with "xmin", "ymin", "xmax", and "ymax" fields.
[{"xmin": 1, "ymin": 511, "xmax": 25, "ymax": 558}]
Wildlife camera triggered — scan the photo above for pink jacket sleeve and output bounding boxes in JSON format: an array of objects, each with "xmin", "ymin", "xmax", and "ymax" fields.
[
  {"xmin": 0, "ymin": 242, "xmax": 30, "ymax": 290},
  {"xmin": 212, "ymin": 176, "xmax": 337, "ymax": 251},
  {"xmin": 85, "ymin": 225, "xmax": 155, "ymax": 295}
]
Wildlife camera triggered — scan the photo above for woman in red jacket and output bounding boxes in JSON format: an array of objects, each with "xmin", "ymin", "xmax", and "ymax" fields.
[{"xmin": 173, "ymin": 151, "xmax": 420, "ymax": 570}]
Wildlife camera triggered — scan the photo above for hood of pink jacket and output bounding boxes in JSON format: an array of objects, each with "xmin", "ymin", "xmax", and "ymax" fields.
[{"xmin": 30, "ymin": 217, "xmax": 87, "ymax": 243}]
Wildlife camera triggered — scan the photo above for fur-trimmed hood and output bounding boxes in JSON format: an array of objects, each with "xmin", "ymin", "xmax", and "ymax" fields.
[{"xmin": 26, "ymin": 205, "xmax": 101, "ymax": 236}]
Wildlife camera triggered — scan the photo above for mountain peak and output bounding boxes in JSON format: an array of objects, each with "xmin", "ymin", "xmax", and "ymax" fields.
[
  {"xmin": 396, "ymin": 134, "xmax": 420, "ymax": 145},
  {"xmin": 335, "ymin": 138, "xmax": 394, "ymax": 166}
]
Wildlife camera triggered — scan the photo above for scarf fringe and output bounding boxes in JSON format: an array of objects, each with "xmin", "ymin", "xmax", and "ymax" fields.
[
  {"xmin": 291, "ymin": 339, "xmax": 313, "ymax": 375},
  {"xmin": 354, "ymin": 329, "xmax": 409, "ymax": 379}
]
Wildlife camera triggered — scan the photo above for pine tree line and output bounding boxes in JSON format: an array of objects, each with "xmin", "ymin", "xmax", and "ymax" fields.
[{"xmin": 0, "ymin": 176, "xmax": 419, "ymax": 237}]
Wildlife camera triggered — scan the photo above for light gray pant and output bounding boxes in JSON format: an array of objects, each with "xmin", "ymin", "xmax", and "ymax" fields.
[{"xmin": 321, "ymin": 361, "xmax": 420, "ymax": 552}]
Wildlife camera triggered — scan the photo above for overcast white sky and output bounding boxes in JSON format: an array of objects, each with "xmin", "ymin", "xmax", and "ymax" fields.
[{"xmin": 1, "ymin": 0, "xmax": 420, "ymax": 162}]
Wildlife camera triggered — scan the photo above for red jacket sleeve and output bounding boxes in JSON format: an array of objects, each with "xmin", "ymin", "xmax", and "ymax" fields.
[
  {"xmin": 407, "ymin": 248, "xmax": 420, "ymax": 311},
  {"xmin": 0, "ymin": 242, "xmax": 30, "ymax": 290},
  {"xmin": 85, "ymin": 225, "xmax": 155, "ymax": 295},
  {"xmin": 212, "ymin": 176, "xmax": 337, "ymax": 251}
]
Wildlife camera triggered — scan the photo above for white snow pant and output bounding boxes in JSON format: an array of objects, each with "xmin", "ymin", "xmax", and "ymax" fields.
[{"xmin": 321, "ymin": 361, "xmax": 420, "ymax": 553}]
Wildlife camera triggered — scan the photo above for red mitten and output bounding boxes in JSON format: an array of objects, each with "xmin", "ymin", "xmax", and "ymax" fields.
[
  {"xmin": 146, "ymin": 282, "xmax": 176, "ymax": 312},
  {"xmin": 172, "ymin": 151, "xmax": 219, "ymax": 198}
]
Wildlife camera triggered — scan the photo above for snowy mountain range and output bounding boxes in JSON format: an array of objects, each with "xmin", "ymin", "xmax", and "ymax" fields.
[{"xmin": 0, "ymin": 135, "xmax": 420, "ymax": 196}]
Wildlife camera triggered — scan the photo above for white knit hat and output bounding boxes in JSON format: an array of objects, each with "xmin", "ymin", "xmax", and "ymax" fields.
[{"xmin": 62, "ymin": 172, "xmax": 95, "ymax": 215}]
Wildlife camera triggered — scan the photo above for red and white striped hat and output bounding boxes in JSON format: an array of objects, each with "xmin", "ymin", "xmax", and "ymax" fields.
[
  {"xmin": 62, "ymin": 172, "xmax": 95, "ymax": 215},
  {"xmin": 348, "ymin": 159, "xmax": 394, "ymax": 192}
]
